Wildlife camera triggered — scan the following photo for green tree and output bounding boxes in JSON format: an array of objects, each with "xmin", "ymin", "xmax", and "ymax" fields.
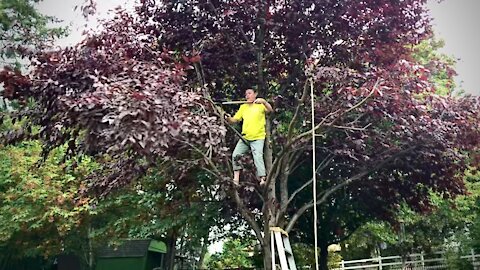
[
  {"xmin": 0, "ymin": 140, "xmax": 96, "ymax": 265},
  {"xmin": 0, "ymin": 116, "xmax": 230, "ymax": 269},
  {"xmin": 205, "ymin": 238, "xmax": 254, "ymax": 269},
  {"xmin": 341, "ymin": 168, "xmax": 480, "ymax": 261},
  {"xmin": 411, "ymin": 37, "xmax": 458, "ymax": 95},
  {"xmin": 0, "ymin": 0, "xmax": 67, "ymax": 67},
  {"xmin": 465, "ymin": 169, "xmax": 480, "ymax": 251},
  {"xmin": 91, "ymin": 169, "xmax": 230, "ymax": 270}
]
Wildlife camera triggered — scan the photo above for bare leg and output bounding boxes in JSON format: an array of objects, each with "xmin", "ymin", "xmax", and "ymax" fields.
[{"xmin": 232, "ymin": 140, "xmax": 249, "ymax": 188}]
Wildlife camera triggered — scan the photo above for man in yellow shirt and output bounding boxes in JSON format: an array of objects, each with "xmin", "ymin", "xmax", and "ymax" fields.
[{"xmin": 225, "ymin": 88, "xmax": 273, "ymax": 186}]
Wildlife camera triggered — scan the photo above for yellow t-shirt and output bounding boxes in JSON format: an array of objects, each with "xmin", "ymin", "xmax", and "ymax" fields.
[{"xmin": 233, "ymin": 103, "xmax": 266, "ymax": 140}]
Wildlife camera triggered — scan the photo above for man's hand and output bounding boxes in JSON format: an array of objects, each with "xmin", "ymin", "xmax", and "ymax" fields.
[
  {"xmin": 254, "ymin": 98, "xmax": 266, "ymax": 104},
  {"xmin": 254, "ymin": 98, "xmax": 273, "ymax": 112}
]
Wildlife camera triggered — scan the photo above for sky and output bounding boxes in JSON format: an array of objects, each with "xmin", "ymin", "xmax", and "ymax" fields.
[
  {"xmin": 427, "ymin": 0, "xmax": 480, "ymax": 96},
  {"xmin": 37, "ymin": 0, "xmax": 479, "ymax": 96}
]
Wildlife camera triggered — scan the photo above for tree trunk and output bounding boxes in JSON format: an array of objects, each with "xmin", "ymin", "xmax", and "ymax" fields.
[
  {"xmin": 196, "ymin": 237, "xmax": 209, "ymax": 269},
  {"xmin": 263, "ymin": 239, "xmax": 273, "ymax": 270},
  {"xmin": 264, "ymin": 117, "xmax": 273, "ymax": 172},
  {"xmin": 260, "ymin": 111, "xmax": 276, "ymax": 270},
  {"xmin": 262, "ymin": 197, "xmax": 279, "ymax": 270},
  {"xmin": 163, "ymin": 229, "xmax": 178, "ymax": 270},
  {"xmin": 319, "ymin": 243, "xmax": 329, "ymax": 270}
]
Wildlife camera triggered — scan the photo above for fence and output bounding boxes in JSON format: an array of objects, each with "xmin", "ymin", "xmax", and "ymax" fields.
[{"xmin": 333, "ymin": 250, "xmax": 480, "ymax": 270}]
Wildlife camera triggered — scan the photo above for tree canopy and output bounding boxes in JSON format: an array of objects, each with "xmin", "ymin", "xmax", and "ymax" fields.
[{"xmin": 1, "ymin": 0, "xmax": 479, "ymax": 269}]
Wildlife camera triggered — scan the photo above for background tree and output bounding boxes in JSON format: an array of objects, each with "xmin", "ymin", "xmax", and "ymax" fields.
[
  {"xmin": 1, "ymin": 1, "xmax": 479, "ymax": 269},
  {"xmin": 0, "ymin": 0, "xmax": 67, "ymax": 67},
  {"xmin": 102, "ymin": 169, "xmax": 231, "ymax": 269},
  {"xmin": 289, "ymin": 34, "xmax": 477, "ymax": 267},
  {"xmin": 341, "ymin": 168, "xmax": 480, "ymax": 262},
  {"xmin": 411, "ymin": 37, "xmax": 458, "ymax": 95},
  {"xmin": 0, "ymin": 119, "xmax": 97, "ymax": 267},
  {"xmin": 0, "ymin": 124, "xmax": 229, "ymax": 269},
  {"xmin": 287, "ymin": 162, "xmax": 379, "ymax": 267},
  {"xmin": 204, "ymin": 238, "xmax": 254, "ymax": 269}
]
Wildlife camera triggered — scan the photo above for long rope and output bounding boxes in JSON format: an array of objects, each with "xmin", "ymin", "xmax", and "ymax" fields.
[{"xmin": 310, "ymin": 78, "xmax": 320, "ymax": 270}]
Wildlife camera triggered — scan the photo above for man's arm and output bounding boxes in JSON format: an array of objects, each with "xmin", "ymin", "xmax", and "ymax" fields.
[
  {"xmin": 225, "ymin": 105, "xmax": 244, "ymax": 123},
  {"xmin": 254, "ymin": 98, "xmax": 273, "ymax": 113},
  {"xmin": 224, "ymin": 113, "xmax": 239, "ymax": 124}
]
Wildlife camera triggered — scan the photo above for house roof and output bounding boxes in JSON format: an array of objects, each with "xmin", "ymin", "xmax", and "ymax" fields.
[{"xmin": 97, "ymin": 239, "xmax": 167, "ymax": 258}]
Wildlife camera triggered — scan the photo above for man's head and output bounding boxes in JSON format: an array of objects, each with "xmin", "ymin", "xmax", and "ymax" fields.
[{"xmin": 245, "ymin": 88, "xmax": 257, "ymax": 102}]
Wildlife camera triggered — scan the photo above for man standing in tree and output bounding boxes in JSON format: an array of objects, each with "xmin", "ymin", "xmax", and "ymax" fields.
[{"xmin": 224, "ymin": 88, "xmax": 274, "ymax": 187}]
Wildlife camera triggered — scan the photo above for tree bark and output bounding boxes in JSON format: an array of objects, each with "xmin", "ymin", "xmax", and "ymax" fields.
[
  {"xmin": 196, "ymin": 236, "xmax": 209, "ymax": 269},
  {"xmin": 319, "ymin": 243, "xmax": 329, "ymax": 270},
  {"xmin": 261, "ymin": 184, "xmax": 278, "ymax": 270},
  {"xmin": 262, "ymin": 236, "xmax": 273, "ymax": 270},
  {"xmin": 163, "ymin": 229, "xmax": 178, "ymax": 270},
  {"xmin": 264, "ymin": 117, "xmax": 273, "ymax": 173}
]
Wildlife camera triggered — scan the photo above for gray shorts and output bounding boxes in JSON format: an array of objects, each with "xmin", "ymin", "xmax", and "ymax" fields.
[{"xmin": 232, "ymin": 139, "xmax": 266, "ymax": 177}]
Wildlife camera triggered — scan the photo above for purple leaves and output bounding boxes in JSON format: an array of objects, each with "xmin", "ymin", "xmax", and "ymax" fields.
[
  {"xmin": 1, "ymin": 0, "xmax": 478, "ymax": 228},
  {"xmin": 0, "ymin": 8, "xmax": 229, "ymax": 195}
]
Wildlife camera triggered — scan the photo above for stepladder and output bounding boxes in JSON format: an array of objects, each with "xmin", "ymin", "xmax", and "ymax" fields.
[{"xmin": 270, "ymin": 227, "xmax": 297, "ymax": 270}]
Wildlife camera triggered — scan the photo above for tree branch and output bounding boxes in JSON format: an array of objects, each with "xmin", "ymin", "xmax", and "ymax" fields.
[
  {"xmin": 172, "ymin": 129, "xmax": 264, "ymax": 245},
  {"xmin": 285, "ymin": 145, "xmax": 417, "ymax": 232},
  {"xmin": 286, "ymin": 154, "xmax": 334, "ymax": 206},
  {"xmin": 289, "ymin": 109, "xmax": 340, "ymax": 146},
  {"xmin": 278, "ymin": 152, "xmax": 291, "ymax": 224},
  {"xmin": 289, "ymin": 78, "xmax": 382, "ymax": 147},
  {"xmin": 287, "ymin": 80, "xmax": 310, "ymax": 140},
  {"xmin": 331, "ymin": 123, "xmax": 372, "ymax": 131},
  {"xmin": 206, "ymin": 0, "xmax": 256, "ymax": 52},
  {"xmin": 231, "ymin": 190, "xmax": 265, "ymax": 245},
  {"xmin": 255, "ymin": 0, "xmax": 267, "ymax": 95},
  {"xmin": 343, "ymin": 79, "xmax": 381, "ymax": 115}
]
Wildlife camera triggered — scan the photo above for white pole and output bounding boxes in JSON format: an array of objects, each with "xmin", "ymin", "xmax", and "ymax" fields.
[
  {"xmin": 221, "ymin": 100, "xmax": 250, "ymax": 105},
  {"xmin": 310, "ymin": 79, "xmax": 319, "ymax": 270},
  {"xmin": 271, "ymin": 231, "xmax": 276, "ymax": 270}
]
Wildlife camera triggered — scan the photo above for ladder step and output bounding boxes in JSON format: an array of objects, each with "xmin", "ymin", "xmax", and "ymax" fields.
[
  {"xmin": 270, "ymin": 227, "xmax": 297, "ymax": 270},
  {"xmin": 282, "ymin": 237, "xmax": 293, "ymax": 255}
]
